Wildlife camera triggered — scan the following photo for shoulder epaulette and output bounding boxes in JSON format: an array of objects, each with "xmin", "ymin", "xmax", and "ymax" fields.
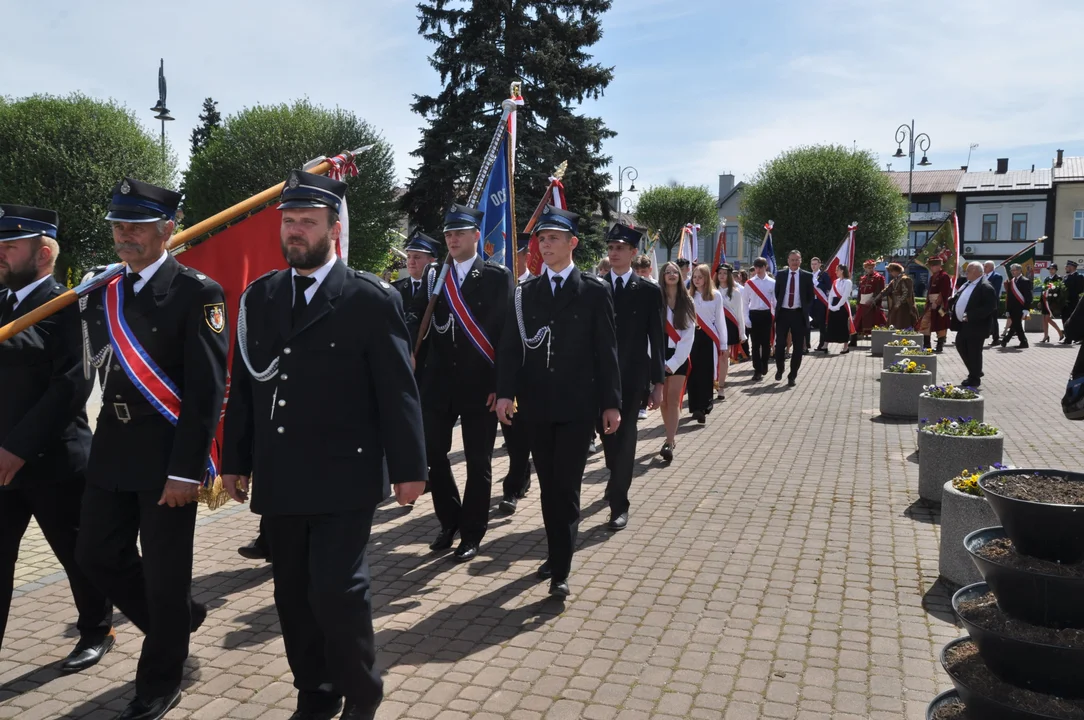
[
  {"xmin": 583, "ymin": 273, "xmax": 606, "ymax": 285},
  {"xmin": 353, "ymin": 269, "xmax": 395, "ymax": 294}
]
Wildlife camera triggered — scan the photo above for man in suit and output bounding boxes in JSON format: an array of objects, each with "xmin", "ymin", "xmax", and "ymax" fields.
[
  {"xmin": 0, "ymin": 205, "xmax": 114, "ymax": 670},
  {"xmin": 773, "ymin": 250, "xmax": 814, "ymax": 387},
  {"xmin": 393, "ymin": 231, "xmax": 440, "ymax": 347},
  {"xmin": 1001, "ymin": 263, "xmax": 1032, "ymax": 349},
  {"xmin": 222, "ymin": 170, "xmax": 426, "ymax": 720},
  {"xmin": 600, "ymin": 223, "xmax": 665, "ymax": 531},
  {"xmin": 950, "ymin": 261, "xmax": 997, "ymax": 387},
  {"xmin": 495, "ymin": 206, "xmax": 621, "ymax": 597},
  {"xmin": 808, "ymin": 256, "xmax": 828, "ymax": 347},
  {"xmin": 1063, "ymin": 260, "xmax": 1083, "ymax": 345},
  {"xmin": 983, "ymin": 261, "xmax": 1004, "ymax": 346},
  {"xmin": 76, "ymin": 179, "xmax": 228, "ymax": 720},
  {"xmin": 412, "ymin": 205, "xmax": 513, "ymax": 561},
  {"xmin": 498, "ymin": 233, "xmax": 536, "ymax": 514}
]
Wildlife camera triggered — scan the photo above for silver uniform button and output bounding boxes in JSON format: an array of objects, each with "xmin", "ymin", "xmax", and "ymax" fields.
[
  {"xmin": 280, "ymin": 373, "xmax": 288, "ymax": 380},
  {"xmin": 357, "ymin": 448, "xmax": 363, "ymax": 453},
  {"xmin": 277, "ymin": 426, "xmax": 285, "ymax": 434},
  {"xmin": 283, "ymin": 347, "xmax": 291, "ymax": 354},
  {"xmin": 278, "ymin": 399, "xmax": 286, "ymax": 407},
  {"xmin": 330, "ymin": 342, "xmax": 336, "ymax": 348}
]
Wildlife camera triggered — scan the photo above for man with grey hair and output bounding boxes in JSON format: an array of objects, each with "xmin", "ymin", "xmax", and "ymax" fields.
[
  {"xmin": 982, "ymin": 260, "xmax": 1004, "ymax": 346},
  {"xmin": 950, "ymin": 261, "xmax": 997, "ymax": 387},
  {"xmin": 1001, "ymin": 262, "xmax": 1032, "ymax": 348}
]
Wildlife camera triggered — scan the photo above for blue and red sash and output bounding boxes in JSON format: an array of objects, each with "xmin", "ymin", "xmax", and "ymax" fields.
[
  {"xmin": 103, "ymin": 277, "xmax": 219, "ymax": 487},
  {"xmin": 442, "ymin": 268, "xmax": 495, "ymax": 366}
]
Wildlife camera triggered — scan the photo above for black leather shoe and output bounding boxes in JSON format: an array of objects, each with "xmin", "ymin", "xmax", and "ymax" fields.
[
  {"xmin": 752, "ymin": 373, "xmax": 762, "ymax": 382},
  {"xmin": 429, "ymin": 527, "xmax": 458, "ymax": 551},
  {"xmin": 453, "ymin": 542, "xmax": 478, "ymax": 562},
  {"xmin": 537, "ymin": 560, "xmax": 553, "ymax": 580},
  {"xmin": 608, "ymin": 512, "xmax": 628, "ymax": 531},
  {"xmin": 787, "ymin": 377, "xmax": 796, "ymax": 387},
  {"xmin": 775, "ymin": 369, "xmax": 784, "ymax": 381},
  {"xmin": 237, "ymin": 535, "xmax": 270, "ymax": 561},
  {"xmin": 660, "ymin": 443, "xmax": 673, "ymax": 463},
  {"xmin": 340, "ymin": 702, "xmax": 376, "ymax": 720},
  {"xmin": 191, "ymin": 602, "xmax": 207, "ymax": 633},
  {"xmin": 118, "ymin": 688, "xmax": 182, "ymax": 720},
  {"xmin": 498, "ymin": 495, "xmax": 518, "ymax": 513},
  {"xmin": 288, "ymin": 698, "xmax": 345, "ymax": 720},
  {"xmin": 59, "ymin": 630, "xmax": 115, "ymax": 673},
  {"xmin": 549, "ymin": 580, "xmax": 570, "ymax": 598}
]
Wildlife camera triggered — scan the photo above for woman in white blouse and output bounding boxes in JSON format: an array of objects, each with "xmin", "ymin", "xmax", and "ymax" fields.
[
  {"xmin": 715, "ymin": 263, "xmax": 745, "ymax": 400},
  {"xmin": 818, "ymin": 264, "xmax": 854, "ymax": 354},
  {"xmin": 688, "ymin": 264, "xmax": 726, "ymax": 422},
  {"xmin": 659, "ymin": 262, "xmax": 695, "ymax": 462}
]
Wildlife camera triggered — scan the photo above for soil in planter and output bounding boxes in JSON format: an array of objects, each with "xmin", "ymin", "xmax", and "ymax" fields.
[
  {"xmin": 945, "ymin": 640, "xmax": 1084, "ymax": 718},
  {"xmin": 977, "ymin": 537, "xmax": 1084, "ymax": 578},
  {"xmin": 983, "ymin": 474, "xmax": 1084, "ymax": 505},
  {"xmin": 930, "ymin": 699, "xmax": 969, "ymax": 720},
  {"xmin": 957, "ymin": 590, "xmax": 1084, "ymax": 648}
]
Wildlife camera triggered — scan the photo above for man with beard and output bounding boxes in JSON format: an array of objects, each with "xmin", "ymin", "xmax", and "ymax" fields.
[
  {"xmin": 412, "ymin": 204, "xmax": 513, "ymax": 561},
  {"xmin": 76, "ymin": 179, "xmax": 228, "ymax": 719},
  {"xmin": 0, "ymin": 205, "xmax": 114, "ymax": 671},
  {"xmin": 222, "ymin": 170, "xmax": 426, "ymax": 720}
]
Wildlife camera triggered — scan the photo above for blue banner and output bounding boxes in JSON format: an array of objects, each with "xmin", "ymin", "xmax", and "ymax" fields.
[
  {"xmin": 478, "ymin": 136, "xmax": 513, "ymax": 270},
  {"xmin": 759, "ymin": 232, "xmax": 776, "ymax": 275}
]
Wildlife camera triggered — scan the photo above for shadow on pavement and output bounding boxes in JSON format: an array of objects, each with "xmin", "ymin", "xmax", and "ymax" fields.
[
  {"xmin": 921, "ymin": 577, "xmax": 961, "ymax": 626},
  {"xmin": 903, "ymin": 499, "xmax": 940, "ymax": 525}
]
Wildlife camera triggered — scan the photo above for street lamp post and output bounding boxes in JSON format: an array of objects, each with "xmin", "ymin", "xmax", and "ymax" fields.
[
  {"xmin": 892, "ymin": 119, "xmax": 931, "ymax": 212},
  {"xmin": 612, "ymin": 165, "xmax": 639, "ymax": 216},
  {"xmin": 150, "ymin": 58, "xmax": 174, "ymax": 164}
]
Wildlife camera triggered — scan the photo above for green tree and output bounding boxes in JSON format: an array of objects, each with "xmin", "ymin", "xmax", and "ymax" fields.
[
  {"xmin": 0, "ymin": 93, "xmax": 176, "ymax": 274},
  {"xmin": 189, "ymin": 97, "xmax": 222, "ymax": 157},
  {"xmin": 739, "ymin": 145, "xmax": 907, "ymax": 264},
  {"xmin": 183, "ymin": 100, "xmax": 398, "ymax": 272},
  {"xmin": 634, "ymin": 184, "xmax": 720, "ymax": 262},
  {"xmin": 402, "ymin": 0, "xmax": 615, "ymax": 264}
]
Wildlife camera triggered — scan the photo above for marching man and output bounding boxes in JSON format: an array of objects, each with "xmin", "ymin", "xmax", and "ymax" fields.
[{"xmin": 853, "ymin": 259, "xmax": 886, "ymax": 345}]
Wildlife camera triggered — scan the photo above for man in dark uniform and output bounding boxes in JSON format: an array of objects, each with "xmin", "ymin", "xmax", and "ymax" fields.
[
  {"xmin": 393, "ymin": 230, "xmax": 439, "ymax": 347},
  {"xmin": 1063, "ymin": 260, "xmax": 1083, "ymax": 345},
  {"xmin": 497, "ymin": 233, "xmax": 535, "ymax": 514},
  {"xmin": 221, "ymin": 170, "xmax": 426, "ymax": 720},
  {"xmin": 413, "ymin": 205, "xmax": 512, "ymax": 561},
  {"xmin": 496, "ymin": 206, "xmax": 621, "ymax": 597},
  {"xmin": 599, "ymin": 223, "xmax": 664, "ymax": 531},
  {"xmin": 1001, "ymin": 263, "xmax": 1032, "ymax": 348},
  {"xmin": 75, "ymin": 179, "xmax": 228, "ymax": 720},
  {"xmin": 0, "ymin": 205, "xmax": 114, "ymax": 671}
]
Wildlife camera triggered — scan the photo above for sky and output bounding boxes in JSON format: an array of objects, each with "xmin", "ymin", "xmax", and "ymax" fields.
[{"xmin": 4, "ymin": 0, "xmax": 1083, "ymax": 205}]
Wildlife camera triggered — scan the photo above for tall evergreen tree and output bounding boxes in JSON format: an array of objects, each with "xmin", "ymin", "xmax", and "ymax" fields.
[
  {"xmin": 402, "ymin": 0, "xmax": 615, "ymax": 261},
  {"xmin": 189, "ymin": 97, "xmax": 222, "ymax": 157}
]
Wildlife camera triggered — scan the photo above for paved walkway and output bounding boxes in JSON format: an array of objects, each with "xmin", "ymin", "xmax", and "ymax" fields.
[{"xmin": 2, "ymin": 329, "xmax": 1080, "ymax": 719}]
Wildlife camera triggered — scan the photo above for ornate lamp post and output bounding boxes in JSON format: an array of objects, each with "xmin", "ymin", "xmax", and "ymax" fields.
[{"xmin": 892, "ymin": 119, "xmax": 932, "ymax": 211}]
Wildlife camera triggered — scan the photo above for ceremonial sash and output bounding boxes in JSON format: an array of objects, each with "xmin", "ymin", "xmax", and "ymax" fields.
[
  {"xmin": 746, "ymin": 279, "xmax": 775, "ymax": 344},
  {"xmin": 1009, "ymin": 277, "xmax": 1026, "ymax": 307},
  {"xmin": 723, "ymin": 306, "xmax": 740, "ymax": 335},
  {"xmin": 103, "ymin": 277, "xmax": 219, "ymax": 487},
  {"xmin": 665, "ymin": 319, "xmax": 682, "ymax": 344},
  {"xmin": 1042, "ymin": 287, "xmax": 1052, "ymax": 315},
  {"xmin": 442, "ymin": 268, "xmax": 495, "ymax": 366},
  {"xmin": 831, "ymin": 279, "xmax": 856, "ymax": 334},
  {"xmin": 695, "ymin": 308, "xmax": 722, "ymax": 350},
  {"xmin": 664, "ymin": 318, "xmax": 691, "ymax": 402}
]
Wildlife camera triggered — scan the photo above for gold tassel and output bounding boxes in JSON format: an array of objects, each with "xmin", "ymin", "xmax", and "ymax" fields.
[{"xmin": 199, "ymin": 475, "xmax": 231, "ymax": 511}]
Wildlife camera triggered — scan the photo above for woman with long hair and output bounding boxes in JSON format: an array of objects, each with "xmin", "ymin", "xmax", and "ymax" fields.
[
  {"xmin": 714, "ymin": 263, "xmax": 745, "ymax": 400},
  {"xmin": 688, "ymin": 264, "xmax": 726, "ymax": 422},
  {"xmin": 818, "ymin": 264, "xmax": 854, "ymax": 353},
  {"xmin": 659, "ymin": 262, "xmax": 695, "ymax": 462}
]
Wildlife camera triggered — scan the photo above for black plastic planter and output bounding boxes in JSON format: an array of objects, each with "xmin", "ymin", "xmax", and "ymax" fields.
[
  {"xmin": 965, "ymin": 527, "xmax": 1084, "ymax": 629},
  {"xmin": 941, "ymin": 637, "xmax": 1069, "ymax": 720},
  {"xmin": 978, "ymin": 469, "xmax": 1084, "ymax": 563},
  {"xmin": 927, "ymin": 688, "xmax": 965, "ymax": 719},
  {"xmin": 952, "ymin": 583, "xmax": 1084, "ymax": 698}
]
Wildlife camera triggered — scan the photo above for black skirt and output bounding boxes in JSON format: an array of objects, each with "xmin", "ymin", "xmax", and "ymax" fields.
[
  {"xmin": 725, "ymin": 317, "xmax": 740, "ymax": 346},
  {"xmin": 686, "ymin": 329, "xmax": 716, "ymax": 413},
  {"xmin": 824, "ymin": 306, "xmax": 852, "ymax": 343},
  {"xmin": 665, "ymin": 347, "xmax": 688, "ymax": 377}
]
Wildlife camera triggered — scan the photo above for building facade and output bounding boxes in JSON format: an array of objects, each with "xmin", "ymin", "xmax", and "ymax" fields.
[{"xmin": 1052, "ymin": 151, "xmax": 1084, "ymax": 269}]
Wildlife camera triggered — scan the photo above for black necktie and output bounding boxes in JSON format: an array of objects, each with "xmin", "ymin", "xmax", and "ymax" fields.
[
  {"xmin": 0, "ymin": 293, "xmax": 15, "ymax": 325},
  {"xmin": 552, "ymin": 275, "xmax": 563, "ymax": 297},
  {"xmin": 615, "ymin": 276, "xmax": 625, "ymax": 296},
  {"xmin": 292, "ymin": 275, "xmax": 317, "ymax": 328},
  {"xmin": 412, "ymin": 280, "xmax": 420, "ymax": 298},
  {"xmin": 125, "ymin": 272, "xmax": 142, "ymax": 295}
]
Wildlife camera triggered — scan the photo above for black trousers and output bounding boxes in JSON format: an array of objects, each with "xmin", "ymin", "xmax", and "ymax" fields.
[
  {"xmin": 775, "ymin": 308, "xmax": 807, "ymax": 379},
  {"xmin": 955, "ymin": 327, "xmax": 985, "ymax": 382},
  {"xmin": 749, "ymin": 309, "xmax": 773, "ymax": 375},
  {"xmin": 989, "ymin": 314, "xmax": 1000, "ymax": 342},
  {"xmin": 601, "ymin": 388, "xmax": 645, "ymax": 518},
  {"xmin": 265, "ymin": 510, "xmax": 380, "ymax": 714},
  {"xmin": 686, "ymin": 329, "xmax": 716, "ymax": 414},
  {"xmin": 0, "ymin": 476, "xmax": 112, "ymax": 646},
  {"xmin": 424, "ymin": 407, "xmax": 498, "ymax": 544},
  {"xmin": 526, "ymin": 419, "xmax": 594, "ymax": 582},
  {"xmin": 76, "ymin": 484, "xmax": 197, "ymax": 699},
  {"xmin": 499, "ymin": 415, "xmax": 531, "ymax": 499},
  {"xmin": 1003, "ymin": 309, "xmax": 1028, "ymax": 345}
]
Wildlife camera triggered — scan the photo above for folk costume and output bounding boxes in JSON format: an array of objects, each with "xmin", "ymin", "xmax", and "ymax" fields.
[
  {"xmin": 853, "ymin": 262, "xmax": 887, "ymax": 338},
  {"xmin": 919, "ymin": 260, "xmax": 953, "ymax": 352}
]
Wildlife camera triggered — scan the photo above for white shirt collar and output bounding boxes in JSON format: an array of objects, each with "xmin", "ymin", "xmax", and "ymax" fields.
[
  {"xmin": 291, "ymin": 255, "xmax": 338, "ymax": 301},
  {"xmin": 127, "ymin": 250, "xmax": 169, "ymax": 292},
  {"xmin": 546, "ymin": 262, "xmax": 575, "ymax": 283},
  {"xmin": 12, "ymin": 274, "xmax": 55, "ymax": 309},
  {"xmin": 610, "ymin": 268, "xmax": 634, "ymax": 287},
  {"xmin": 454, "ymin": 255, "xmax": 478, "ymax": 282}
]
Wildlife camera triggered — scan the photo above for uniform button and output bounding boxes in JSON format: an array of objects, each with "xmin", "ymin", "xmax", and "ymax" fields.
[
  {"xmin": 330, "ymin": 342, "xmax": 336, "ymax": 348},
  {"xmin": 113, "ymin": 364, "xmax": 121, "ymax": 371},
  {"xmin": 115, "ymin": 394, "xmax": 123, "ymax": 400},
  {"xmin": 277, "ymin": 426, "xmax": 285, "ymax": 434},
  {"xmin": 280, "ymin": 373, "xmax": 288, "ymax": 380},
  {"xmin": 283, "ymin": 347, "xmax": 292, "ymax": 355},
  {"xmin": 278, "ymin": 399, "xmax": 286, "ymax": 407},
  {"xmin": 96, "ymin": 320, "xmax": 102, "ymax": 325},
  {"xmin": 550, "ymin": 368, "xmax": 555, "ymax": 373},
  {"xmin": 356, "ymin": 447, "xmax": 363, "ymax": 453},
  {"xmin": 152, "ymin": 327, "xmax": 158, "ymax": 332}
]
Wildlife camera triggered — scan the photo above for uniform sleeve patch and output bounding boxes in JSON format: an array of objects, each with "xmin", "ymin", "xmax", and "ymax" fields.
[{"xmin": 204, "ymin": 303, "xmax": 226, "ymax": 333}]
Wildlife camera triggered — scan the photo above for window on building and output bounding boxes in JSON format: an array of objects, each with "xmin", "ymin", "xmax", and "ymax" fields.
[
  {"xmin": 1075, "ymin": 210, "xmax": 1084, "ymax": 239},
  {"xmin": 910, "ymin": 199, "xmax": 942, "ymax": 213},
  {"xmin": 982, "ymin": 214, "xmax": 998, "ymax": 241},
  {"xmin": 1011, "ymin": 213, "xmax": 1028, "ymax": 242},
  {"xmin": 907, "ymin": 230, "xmax": 934, "ymax": 254}
]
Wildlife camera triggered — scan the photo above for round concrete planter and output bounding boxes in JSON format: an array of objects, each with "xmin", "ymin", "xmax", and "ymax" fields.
[
  {"xmin": 917, "ymin": 393, "xmax": 984, "ymax": 427},
  {"xmin": 917, "ymin": 429, "xmax": 1004, "ymax": 503},
  {"xmin": 879, "ymin": 370, "xmax": 931, "ymax": 419},
  {"xmin": 938, "ymin": 481, "xmax": 998, "ymax": 587},
  {"xmin": 882, "ymin": 344, "xmax": 917, "ymax": 368},
  {"xmin": 897, "ymin": 352, "xmax": 937, "ymax": 384},
  {"xmin": 870, "ymin": 329, "xmax": 895, "ymax": 356}
]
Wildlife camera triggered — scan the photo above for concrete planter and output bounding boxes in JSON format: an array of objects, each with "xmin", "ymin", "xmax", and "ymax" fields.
[
  {"xmin": 938, "ymin": 481, "xmax": 998, "ymax": 587},
  {"xmin": 882, "ymin": 343, "xmax": 922, "ymax": 369},
  {"xmin": 870, "ymin": 329, "xmax": 895, "ymax": 356},
  {"xmin": 917, "ymin": 429, "xmax": 1005, "ymax": 503},
  {"xmin": 879, "ymin": 370, "xmax": 931, "ymax": 419},
  {"xmin": 897, "ymin": 352, "xmax": 938, "ymax": 384},
  {"xmin": 1023, "ymin": 314, "xmax": 1042, "ymax": 334},
  {"xmin": 917, "ymin": 393, "xmax": 984, "ymax": 427}
]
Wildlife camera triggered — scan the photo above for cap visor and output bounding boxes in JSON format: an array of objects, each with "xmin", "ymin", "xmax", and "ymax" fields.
[
  {"xmin": 534, "ymin": 222, "xmax": 572, "ymax": 233},
  {"xmin": 105, "ymin": 210, "xmax": 162, "ymax": 223},
  {"xmin": 443, "ymin": 222, "xmax": 479, "ymax": 232},
  {"xmin": 277, "ymin": 199, "xmax": 334, "ymax": 210},
  {"xmin": 0, "ymin": 230, "xmax": 44, "ymax": 242}
]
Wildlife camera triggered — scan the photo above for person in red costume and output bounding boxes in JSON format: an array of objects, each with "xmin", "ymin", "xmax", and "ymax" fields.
[
  {"xmin": 919, "ymin": 257, "xmax": 953, "ymax": 353},
  {"xmin": 852, "ymin": 259, "xmax": 886, "ymax": 346}
]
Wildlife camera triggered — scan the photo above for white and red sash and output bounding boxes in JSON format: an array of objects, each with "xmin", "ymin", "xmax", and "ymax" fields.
[
  {"xmin": 1009, "ymin": 276, "xmax": 1027, "ymax": 307},
  {"xmin": 665, "ymin": 319, "xmax": 682, "ymax": 344},
  {"xmin": 664, "ymin": 318, "xmax": 691, "ymax": 401},
  {"xmin": 831, "ymin": 279, "xmax": 856, "ymax": 334},
  {"xmin": 442, "ymin": 267, "xmax": 495, "ymax": 366},
  {"xmin": 746, "ymin": 278, "xmax": 775, "ymax": 344},
  {"xmin": 103, "ymin": 277, "xmax": 219, "ymax": 486},
  {"xmin": 695, "ymin": 308, "xmax": 722, "ymax": 350}
]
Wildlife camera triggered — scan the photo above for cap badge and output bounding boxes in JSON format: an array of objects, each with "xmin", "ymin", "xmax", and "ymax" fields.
[
  {"xmin": 0, "ymin": 208, "xmax": 5, "ymax": 220},
  {"xmin": 120, "ymin": 180, "xmax": 131, "ymax": 195},
  {"xmin": 288, "ymin": 174, "xmax": 299, "ymax": 189}
]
